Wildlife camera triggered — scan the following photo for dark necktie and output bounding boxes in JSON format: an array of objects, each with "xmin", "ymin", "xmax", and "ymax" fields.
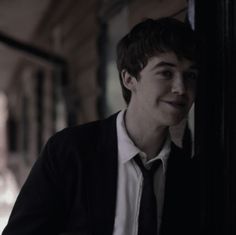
[{"xmin": 134, "ymin": 155, "xmax": 161, "ymax": 235}]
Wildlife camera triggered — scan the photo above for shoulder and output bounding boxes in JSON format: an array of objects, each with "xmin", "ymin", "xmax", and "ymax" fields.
[
  {"xmin": 49, "ymin": 112, "xmax": 118, "ymax": 145},
  {"xmin": 48, "ymin": 120, "xmax": 101, "ymax": 148},
  {"xmin": 42, "ymin": 112, "xmax": 119, "ymax": 162},
  {"xmin": 170, "ymin": 142, "xmax": 196, "ymax": 162},
  {"xmin": 169, "ymin": 142, "xmax": 199, "ymax": 176}
]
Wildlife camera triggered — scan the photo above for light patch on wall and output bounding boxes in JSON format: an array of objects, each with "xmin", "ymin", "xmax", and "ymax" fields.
[
  {"xmin": 106, "ymin": 61, "xmax": 126, "ymax": 114},
  {"xmin": 105, "ymin": 6, "xmax": 129, "ymax": 116},
  {"xmin": 0, "ymin": 92, "xmax": 19, "ymax": 234}
]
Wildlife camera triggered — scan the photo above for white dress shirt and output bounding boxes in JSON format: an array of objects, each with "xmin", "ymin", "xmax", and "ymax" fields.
[{"xmin": 113, "ymin": 110, "xmax": 171, "ymax": 235}]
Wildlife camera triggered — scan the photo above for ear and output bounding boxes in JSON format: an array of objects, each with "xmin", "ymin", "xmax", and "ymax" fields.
[{"xmin": 121, "ymin": 69, "xmax": 137, "ymax": 92}]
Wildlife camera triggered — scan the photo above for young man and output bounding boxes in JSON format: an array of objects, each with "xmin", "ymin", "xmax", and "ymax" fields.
[{"xmin": 3, "ymin": 18, "xmax": 202, "ymax": 235}]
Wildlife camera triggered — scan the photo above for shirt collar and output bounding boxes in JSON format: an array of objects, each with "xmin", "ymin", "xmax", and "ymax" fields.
[
  {"xmin": 143, "ymin": 137, "xmax": 171, "ymax": 172},
  {"xmin": 117, "ymin": 110, "xmax": 140, "ymax": 163},
  {"xmin": 116, "ymin": 110, "xmax": 171, "ymax": 173}
]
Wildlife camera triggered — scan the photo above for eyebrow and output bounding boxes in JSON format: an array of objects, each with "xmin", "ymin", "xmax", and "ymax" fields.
[
  {"xmin": 152, "ymin": 61, "xmax": 199, "ymax": 70},
  {"xmin": 152, "ymin": 61, "xmax": 176, "ymax": 70},
  {"xmin": 189, "ymin": 64, "xmax": 199, "ymax": 70}
]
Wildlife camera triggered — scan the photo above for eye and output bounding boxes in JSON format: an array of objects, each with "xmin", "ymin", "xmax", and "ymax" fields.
[
  {"xmin": 160, "ymin": 70, "xmax": 173, "ymax": 79},
  {"xmin": 184, "ymin": 71, "xmax": 198, "ymax": 80}
]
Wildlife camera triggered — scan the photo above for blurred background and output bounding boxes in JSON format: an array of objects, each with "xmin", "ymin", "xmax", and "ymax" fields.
[
  {"xmin": 0, "ymin": 0, "xmax": 236, "ymax": 234},
  {"xmin": 0, "ymin": 1, "xmax": 189, "ymax": 232}
]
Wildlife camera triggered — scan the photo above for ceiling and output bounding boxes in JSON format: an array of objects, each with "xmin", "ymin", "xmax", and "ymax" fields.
[{"xmin": 0, "ymin": 0, "xmax": 51, "ymax": 91}]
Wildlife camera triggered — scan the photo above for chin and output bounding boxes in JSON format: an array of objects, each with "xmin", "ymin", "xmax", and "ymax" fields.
[{"xmin": 163, "ymin": 115, "xmax": 186, "ymax": 127}]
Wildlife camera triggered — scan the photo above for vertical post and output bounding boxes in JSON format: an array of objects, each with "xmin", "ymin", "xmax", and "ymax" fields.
[{"xmin": 194, "ymin": 0, "xmax": 236, "ymax": 234}]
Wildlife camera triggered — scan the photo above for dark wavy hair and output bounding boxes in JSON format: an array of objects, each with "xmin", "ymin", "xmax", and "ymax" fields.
[{"xmin": 116, "ymin": 17, "xmax": 199, "ymax": 104}]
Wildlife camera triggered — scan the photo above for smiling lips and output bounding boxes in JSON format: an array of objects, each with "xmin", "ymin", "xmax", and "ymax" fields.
[{"xmin": 162, "ymin": 100, "xmax": 187, "ymax": 109}]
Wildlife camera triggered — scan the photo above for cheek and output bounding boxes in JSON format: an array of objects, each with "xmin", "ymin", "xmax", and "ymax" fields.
[
  {"xmin": 187, "ymin": 91, "xmax": 196, "ymax": 108},
  {"xmin": 136, "ymin": 81, "xmax": 171, "ymax": 102},
  {"xmin": 188, "ymin": 81, "xmax": 196, "ymax": 94},
  {"xmin": 186, "ymin": 81, "xmax": 196, "ymax": 99},
  {"xmin": 155, "ymin": 84, "xmax": 171, "ymax": 98},
  {"xmin": 148, "ymin": 86, "xmax": 167, "ymax": 101},
  {"xmin": 189, "ymin": 86, "xmax": 196, "ymax": 100}
]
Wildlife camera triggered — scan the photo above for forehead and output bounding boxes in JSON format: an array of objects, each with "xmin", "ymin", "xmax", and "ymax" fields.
[{"xmin": 144, "ymin": 52, "xmax": 197, "ymax": 71}]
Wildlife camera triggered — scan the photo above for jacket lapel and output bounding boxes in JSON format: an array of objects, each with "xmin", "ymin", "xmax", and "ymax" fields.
[
  {"xmin": 85, "ymin": 113, "xmax": 119, "ymax": 235},
  {"xmin": 161, "ymin": 143, "xmax": 199, "ymax": 235}
]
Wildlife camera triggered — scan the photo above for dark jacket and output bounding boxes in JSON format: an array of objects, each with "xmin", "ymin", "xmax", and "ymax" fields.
[{"xmin": 3, "ymin": 113, "xmax": 202, "ymax": 235}]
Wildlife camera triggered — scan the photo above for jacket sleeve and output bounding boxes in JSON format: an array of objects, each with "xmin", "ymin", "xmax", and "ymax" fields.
[{"xmin": 2, "ymin": 137, "xmax": 66, "ymax": 235}]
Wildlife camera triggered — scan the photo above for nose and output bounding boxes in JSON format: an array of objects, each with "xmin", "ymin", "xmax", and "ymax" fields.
[{"xmin": 171, "ymin": 77, "xmax": 186, "ymax": 95}]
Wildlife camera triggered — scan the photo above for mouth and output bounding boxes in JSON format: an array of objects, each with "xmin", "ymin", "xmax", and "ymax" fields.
[{"xmin": 162, "ymin": 100, "xmax": 187, "ymax": 109}]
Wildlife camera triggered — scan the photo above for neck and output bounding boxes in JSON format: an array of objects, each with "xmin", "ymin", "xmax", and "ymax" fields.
[{"xmin": 125, "ymin": 108, "xmax": 169, "ymax": 160}]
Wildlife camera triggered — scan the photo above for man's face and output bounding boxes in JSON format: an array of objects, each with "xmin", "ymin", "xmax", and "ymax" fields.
[{"xmin": 127, "ymin": 52, "xmax": 198, "ymax": 127}]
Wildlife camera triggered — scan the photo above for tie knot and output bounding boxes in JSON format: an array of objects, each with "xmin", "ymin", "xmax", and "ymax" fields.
[{"xmin": 134, "ymin": 155, "xmax": 162, "ymax": 176}]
